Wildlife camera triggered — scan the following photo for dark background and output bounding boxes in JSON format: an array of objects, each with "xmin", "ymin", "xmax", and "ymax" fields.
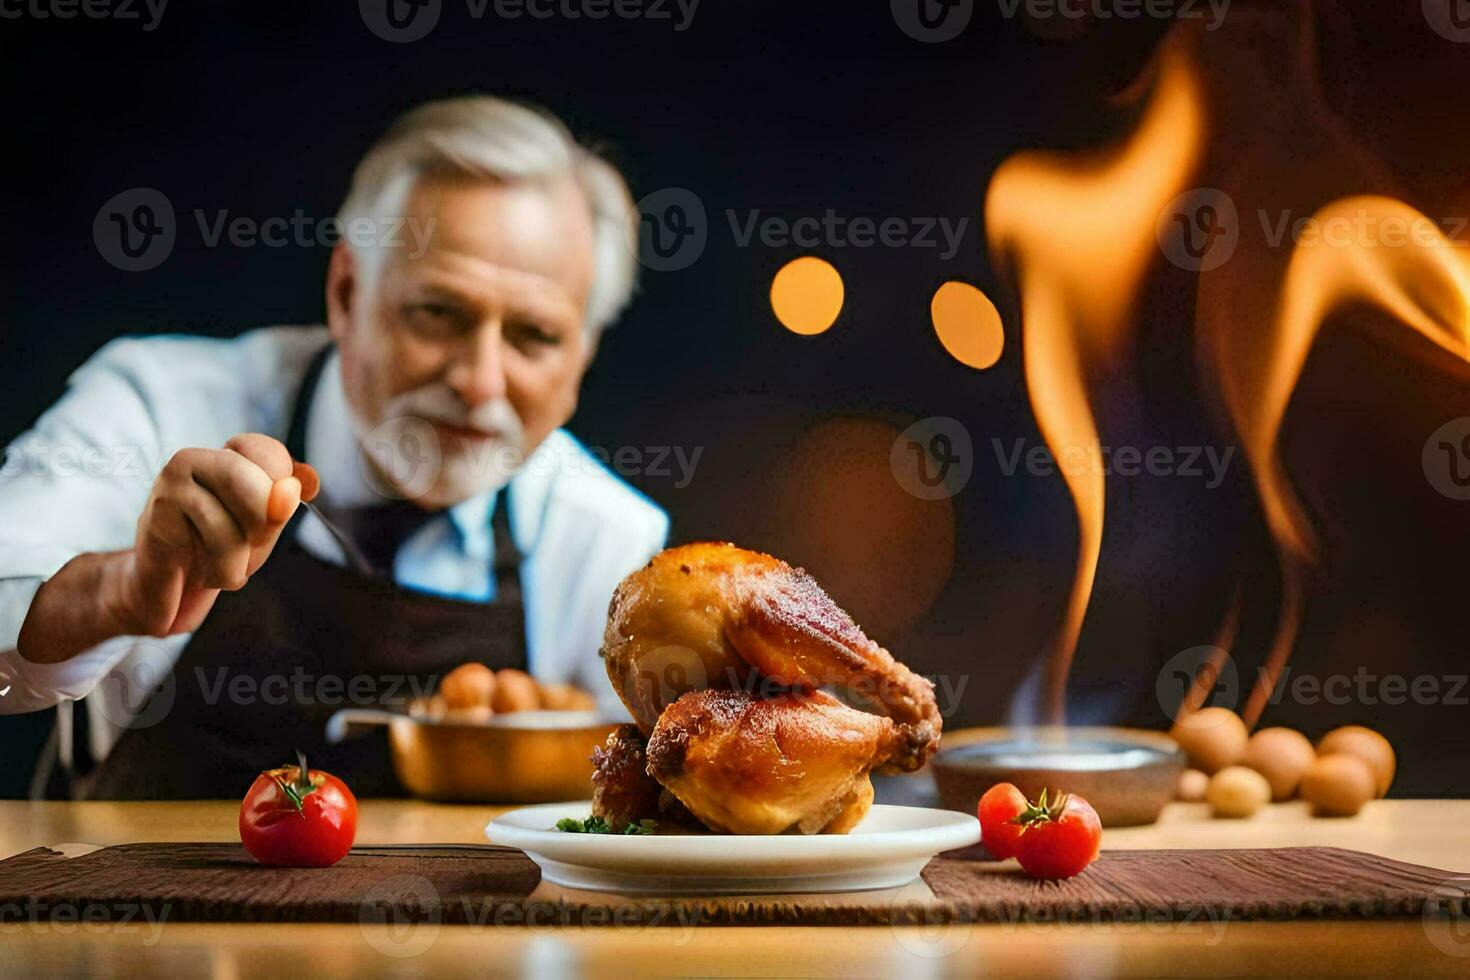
[{"xmin": 4, "ymin": 2, "xmax": 1468, "ymax": 798}]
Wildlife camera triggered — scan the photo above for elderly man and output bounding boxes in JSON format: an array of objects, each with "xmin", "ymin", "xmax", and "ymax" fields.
[{"xmin": 0, "ymin": 96, "xmax": 668, "ymax": 798}]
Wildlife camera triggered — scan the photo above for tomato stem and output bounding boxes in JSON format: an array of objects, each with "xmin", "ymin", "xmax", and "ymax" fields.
[
  {"xmin": 1008, "ymin": 787, "xmax": 1072, "ymax": 834},
  {"xmin": 271, "ymin": 749, "xmax": 318, "ymax": 818},
  {"xmin": 295, "ymin": 749, "xmax": 314, "ymax": 794}
]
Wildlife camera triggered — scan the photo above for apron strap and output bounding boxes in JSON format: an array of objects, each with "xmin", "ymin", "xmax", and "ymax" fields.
[{"xmin": 285, "ymin": 340, "xmax": 334, "ymax": 463}]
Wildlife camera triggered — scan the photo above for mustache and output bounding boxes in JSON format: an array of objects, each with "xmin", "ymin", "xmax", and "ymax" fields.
[{"xmin": 384, "ymin": 384, "xmax": 524, "ymax": 440}]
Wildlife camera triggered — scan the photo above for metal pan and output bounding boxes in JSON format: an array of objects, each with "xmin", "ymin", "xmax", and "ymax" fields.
[{"xmin": 326, "ymin": 700, "xmax": 619, "ymax": 803}]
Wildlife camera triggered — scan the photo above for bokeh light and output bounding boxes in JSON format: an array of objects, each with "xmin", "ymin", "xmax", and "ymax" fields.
[
  {"xmin": 770, "ymin": 256, "xmax": 844, "ymax": 335},
  {"xmin": 930, "ymin": 281, "xmax": 1004, "ymax": 369}
]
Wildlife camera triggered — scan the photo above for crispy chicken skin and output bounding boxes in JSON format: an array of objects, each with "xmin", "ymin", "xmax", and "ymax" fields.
[
  {"xmin": 646, "ymin": 688, "xmax": 896, "ymax": 835},
  {"xmin": 601, "ymin": 542, "xmax": 941, "ymax": 771},
  {"xmin": 590, "ymin": 725, "xmax": 664, "ymax": 831},
  {"xmin": 590, "ymin": 724, "xmax": 696, "ymax": 831}
]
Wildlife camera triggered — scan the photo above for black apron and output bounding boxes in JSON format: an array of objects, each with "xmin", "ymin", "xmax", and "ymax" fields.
[{"xmin": 81, "ymin": 344, "xmax": 529, "ymax": 799}]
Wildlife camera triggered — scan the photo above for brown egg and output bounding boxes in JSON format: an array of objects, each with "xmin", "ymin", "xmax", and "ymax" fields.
[
  {"xmin": 565, "ymin": 688, "xmax": 598, "ymax": 711},
  {"xmin": 1169, "ymin": 707, "xmax": 1248, "ymax": 774},
  {"xmin": 1299, "ymin": 753, "xmax": 1376, "ymax": 816},
  {"xmin": 442, "ymin": 704, "xmax": 494, "ymax": 726},
  {"xmin": 439, "ymin": 662, "xmax": 496, "ymax": 709},
  {"xmin": 539, "ymin": 683, "xmax": 601, "ymax": 711},
  {"xmin": 414, "ymin": 694, "xmax": 449, "ymax": 720},
  {"xmin": 491, "ymin": 669, "xmax": 541, "ymax": 713},
  {"xmin": 538, "ymin": 683, "xmax": 579, "ymax": 710},
  {"xmin": 1316, "ymin": 726, "xmax": 1395, "ymax": 798},
  {"xmin": 1206, "ymin": 765, "xmax": 1271, "ymax": 818},
  {"xmin": 1244, "ymin": 727, "xmax": 1316, "ymax": 801},
  {"xmin": 1177, "ymin": 768, "xmax": 1209, "ymax": 802}
]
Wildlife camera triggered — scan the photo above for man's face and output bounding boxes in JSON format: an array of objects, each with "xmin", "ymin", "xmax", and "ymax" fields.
[{"xmin": 327, "ymin": 172, "xmax": 596, "ymax": 508}]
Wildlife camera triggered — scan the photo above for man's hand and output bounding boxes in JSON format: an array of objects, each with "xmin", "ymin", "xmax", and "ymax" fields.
[
  {"xmin": 18, "ymin": 434, "xmax": 319, "ymax": 665},
  {"xmin": 121, "ymin": 434, "xmax": 319, "ymax": 637}
]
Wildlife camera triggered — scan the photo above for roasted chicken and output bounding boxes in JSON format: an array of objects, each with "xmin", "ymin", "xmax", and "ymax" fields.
[
  {"xmin": 590, "ymin": 723, "xmax": 697, "ymax": 831},
  {"xmin": 594, "ymin": 542, "xmax": 942, "ymax": 834}
]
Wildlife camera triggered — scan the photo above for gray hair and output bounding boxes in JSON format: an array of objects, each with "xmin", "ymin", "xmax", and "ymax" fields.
[{"xmin": 338, "ymin": 96, "xmax": 638, "ymax": 335}]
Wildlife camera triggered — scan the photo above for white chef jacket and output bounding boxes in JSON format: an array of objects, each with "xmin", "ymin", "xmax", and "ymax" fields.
[{"xmin": 0, "ymin": 325, "xmax": 666, "ymax": 761}]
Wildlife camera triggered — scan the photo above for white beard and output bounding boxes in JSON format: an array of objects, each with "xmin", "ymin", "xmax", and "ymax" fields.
[{"xmin": 353, "ymin": 383, "xmax": 528, "ymax": 504}]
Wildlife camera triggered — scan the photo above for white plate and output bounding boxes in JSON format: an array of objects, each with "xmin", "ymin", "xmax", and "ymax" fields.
[{"xmin": 485, "ymin": 803, "xmax": 980, "ymax": 894}]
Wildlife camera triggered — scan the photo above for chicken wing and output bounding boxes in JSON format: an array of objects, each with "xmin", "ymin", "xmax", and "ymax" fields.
[
  {"xmin": 645, "ymin": 688, "xmax": 895, "ymax": 834},
  {"xmin": 602, "ymin": 542, "xmax": 942, "ymax": 771}
]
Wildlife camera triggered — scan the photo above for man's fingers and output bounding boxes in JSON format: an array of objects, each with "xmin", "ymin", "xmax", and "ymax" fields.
[
  {"xmin": 293, "ymin": 462, "xmax": 321, "ymax": 503},
  {"xmin": 225, "ymin": 433, "xmax": 294, "ymax": 481},
  {"xmin": 266, "ymin": 476, "xmax": 302, "ymax": 524},
  {"xmin": 171, "ymin": 483, "xmax": 251, "ymax": 590},
  {"xmin": 181, "ymin": 449, "xmax": 276, "ymax": 543},
  {"xmin": 143, "ymin": 438, "xmax": 312, "ymax": 596},
  {"xmin": 251, "ymin": 470, "xmax": 312, "ymax": 576}
]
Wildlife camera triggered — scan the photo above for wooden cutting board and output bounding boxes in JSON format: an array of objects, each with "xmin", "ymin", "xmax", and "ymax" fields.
[{"xmin": 2, "ymin": 842, "xmax": 1464, "ymax": 926}]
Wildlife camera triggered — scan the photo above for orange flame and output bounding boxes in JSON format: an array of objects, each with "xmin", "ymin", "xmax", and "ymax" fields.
[
  {"xmin": 1234, "ymin": 195, "xmax": 1470, "ymax": 725},
  {"xmin": 989, "ymin": 15, "xmax": 1470, "ymax": 730},
  {"xmin": 985, "ymin": 41, "xmax": 1206, "ymax": 724}
]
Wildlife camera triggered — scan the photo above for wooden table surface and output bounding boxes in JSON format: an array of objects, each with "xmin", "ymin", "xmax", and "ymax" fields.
[{"xmin": 3, "ymin": 798, "xmax": 1469, "ymax": 978}]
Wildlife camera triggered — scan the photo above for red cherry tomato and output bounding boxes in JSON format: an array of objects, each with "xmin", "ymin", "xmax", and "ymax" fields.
[
  {"xmin": 977, "ymin": 782, "xmax": 1029, "ymax": 860},
  {"xmin": 1014, "ymin": 790, "xmax": 1102, "ymax": 880},
  {"xmin": 239, "ymin": 752, "xmax": 358, "ymax": 868}
]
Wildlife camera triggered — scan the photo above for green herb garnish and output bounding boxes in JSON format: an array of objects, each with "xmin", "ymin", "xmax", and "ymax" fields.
[{"xmin": 554, "ymin": 816, "xmax": 657, "ymax": 835}]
